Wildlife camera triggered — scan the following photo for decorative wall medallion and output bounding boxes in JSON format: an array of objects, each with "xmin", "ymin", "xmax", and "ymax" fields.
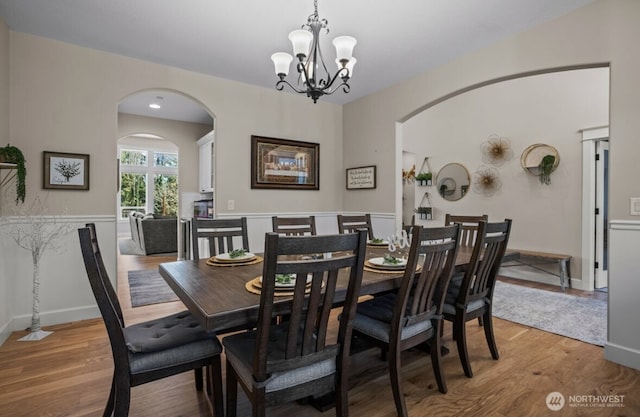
[
  {"xmin": 481, "ymin": 134, "xmax": 513, "ymax": 166},
  {"xmin": 472, "ymin": 165, "xmax": 502, "ymax": 197}
]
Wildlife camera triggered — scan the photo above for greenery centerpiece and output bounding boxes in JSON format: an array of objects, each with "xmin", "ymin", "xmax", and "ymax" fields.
[{"xmin": 0, "ymin": 144, "xmax": 27, "ymax": 203}]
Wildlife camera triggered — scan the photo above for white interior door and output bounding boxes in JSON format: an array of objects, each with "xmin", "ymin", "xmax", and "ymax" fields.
[{"xmin": 595, "ymin": 140, "xmax": 609, "ymax": 288}]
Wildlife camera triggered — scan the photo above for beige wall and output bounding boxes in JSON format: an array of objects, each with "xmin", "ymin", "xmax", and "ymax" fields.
[
  {"xmin": 0, "ymin": 17, "xmax": 10, "ymax": 343},
  {"xmin": 0, "ymin": 18, "xmax": 7, "ymax": 146},
  {"xmin": 0, "ymin": 30, "xmax": 345, "ymax": 338},
  {"xmin": 4, "ymin": 31, "xmax": 344, "ymax": 217},
  {"xmin": 403, "ymin": 68, "xmax": 609, "ymax": 281},
  {"xmin": 343, "ymin": 0, "xmax": 640, "ymax": 369}
]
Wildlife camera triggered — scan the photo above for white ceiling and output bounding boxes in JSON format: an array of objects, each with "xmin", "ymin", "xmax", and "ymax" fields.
[{"xmin": 0, "ymin": 0, "xmax": 596, "ymax": 123}]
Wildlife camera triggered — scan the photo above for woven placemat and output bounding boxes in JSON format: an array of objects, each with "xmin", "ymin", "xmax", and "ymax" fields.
[
  {"xmin": 206, "ymin": 255, "xmax": 263, "ymax": 267},
  {"xmin": 245, "ymin": 277, "xmax": 322, "ymax": 296}
]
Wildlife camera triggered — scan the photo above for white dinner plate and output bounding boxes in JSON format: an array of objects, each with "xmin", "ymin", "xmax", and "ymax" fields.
[
  {"xmin": 368, "ymin": 256, "xmax": 407, "ymax": 269},
  {"xmin": 367, "ymin": 240, "xmax": 389, "ymax": 246},
  {"xmin": 214, "ymin": 252, "xmax": 256, "ymax": 263}
]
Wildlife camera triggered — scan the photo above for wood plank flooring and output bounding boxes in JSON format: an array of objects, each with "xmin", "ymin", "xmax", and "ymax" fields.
[{"xmin": 0, "ymin": 251, "xmax": 638, "ymax": 417}]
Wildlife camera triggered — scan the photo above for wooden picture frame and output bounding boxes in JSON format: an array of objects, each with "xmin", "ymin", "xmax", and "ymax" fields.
[
  {"xmin": 43, "ymin": 151, "xmax": 90, "ymax": 190},
  {"xmin": 346, "ymin": 165, "xmax": 376, "ymax": 190},
  {"xmin": 251, "ymin": 135, "xmax": 319, "ymax": 190}
]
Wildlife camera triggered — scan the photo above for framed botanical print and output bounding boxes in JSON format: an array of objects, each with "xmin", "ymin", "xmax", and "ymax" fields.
[{"xmin": 43, "ymin": 151, "xmax": 90, "ymax": 190}]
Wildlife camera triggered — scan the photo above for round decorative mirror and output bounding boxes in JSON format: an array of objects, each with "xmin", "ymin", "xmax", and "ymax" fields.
[{"xmin": 436, "ymin": 163, "xmax": 470, "ymax": 201}]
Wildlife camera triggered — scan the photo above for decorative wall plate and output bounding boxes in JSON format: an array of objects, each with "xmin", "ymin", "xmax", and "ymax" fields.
[{"xmin": 520, "ymin": 143, "xmax": 560, "ymax": 175}]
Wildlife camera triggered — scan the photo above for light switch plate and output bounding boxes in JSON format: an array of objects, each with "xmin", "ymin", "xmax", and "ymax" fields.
[
  {"xmin": 227, "ymin": 200, "xmax": 235, "ymax": 210},
  {"xmin": 630, "ymin": 198, "xmax": 640, "ymax": 215}
]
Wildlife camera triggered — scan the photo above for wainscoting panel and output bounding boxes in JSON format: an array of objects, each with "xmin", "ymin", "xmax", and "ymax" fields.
[{"xmin": 0, "ymin": 215, "xmax": 116, "ymax": 339}]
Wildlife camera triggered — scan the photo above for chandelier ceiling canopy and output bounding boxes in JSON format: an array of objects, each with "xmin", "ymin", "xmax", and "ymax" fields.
[{"xmin": 271, "ymin": 0, "xmax": 357, "ymax": 103}]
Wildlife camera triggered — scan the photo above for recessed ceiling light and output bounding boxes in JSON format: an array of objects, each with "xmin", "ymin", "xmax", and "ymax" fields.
[{"xmin": 149, "ymin": 96, "xmax": 164, "ymax": 109}]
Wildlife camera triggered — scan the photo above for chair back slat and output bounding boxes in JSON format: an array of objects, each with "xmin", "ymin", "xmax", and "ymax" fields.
[
  {"xmin": 337, "ymin": 214, "xmax": 374, "ymax": 240},
  {"xmin": 444, "ymin": 214, "xmax": 488, "ymax": 247},
  {"xmin": 191, "ymin": 217, "xmax": 249, "ymax": 259},
  {"xmin": 399, "ymin": 225, "xmax": 460, "ymax": 330},
  {"xmin": 254, "ymin": 230, "xmax": 367, "ymax": 379},
  {"xmin": 458, "ymin": 220, "xmax": 512, "ymax": 305},
  {"xmin": 272, "ymin": 216, "xmax": 317, "ymax": 236}
]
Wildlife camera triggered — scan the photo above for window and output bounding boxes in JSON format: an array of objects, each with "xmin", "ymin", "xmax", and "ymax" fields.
[{"xmin": 119, "ymin": 147, "xmax": 178, "ymax": 218}]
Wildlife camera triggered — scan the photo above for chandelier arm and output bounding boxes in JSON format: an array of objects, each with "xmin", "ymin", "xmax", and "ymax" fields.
[
  {"xmin": 319, "ymin": 67, "xmax": 350, "ymax": 92},
  {"xmin": 275, "ymin": 78, "xmax": 307, "ymax": 94},
  {"xmin": 319, "ymin": 79, "xmax": 351, "ymax": 96}
]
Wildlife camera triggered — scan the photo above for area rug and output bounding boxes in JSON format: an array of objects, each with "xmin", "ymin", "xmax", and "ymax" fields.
[
  {"xmin": 127, "ymin": 269, "xmax": 179, "ymax": 307},
  {"xmin": 492, "ymin": 280, "xmax": 607, "ymax": 346}
]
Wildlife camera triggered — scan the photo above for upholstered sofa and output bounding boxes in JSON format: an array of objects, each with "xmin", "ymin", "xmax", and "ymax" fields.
[{"xmin": 128, "ymin": 212, "xmax": 178, "ymax": 255}]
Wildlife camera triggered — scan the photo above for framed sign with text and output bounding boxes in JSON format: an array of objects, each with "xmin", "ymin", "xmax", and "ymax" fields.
[{"xmin": 346, "ymin": 165, "xmax": 376, "ymax": 190}]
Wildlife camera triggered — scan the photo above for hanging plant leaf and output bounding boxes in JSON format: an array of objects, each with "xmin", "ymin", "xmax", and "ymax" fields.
[
  {"xmin": 538, "ymin": 154, "xmax": 555, "ymax": 185},
  {"xmin": 0, "ymin": 144, "xmax": 27, "ymax": 203}
]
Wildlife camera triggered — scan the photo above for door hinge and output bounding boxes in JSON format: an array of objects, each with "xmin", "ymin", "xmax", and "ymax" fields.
[
  {"xmin": 595, "ymin": 261, "xmax": 599, "ymax": 269},
  {"xmin": 595, "ymin": 208, "xmax": 600, "ymax": 215},
  {"xmin": 595, "ymin": 153, "xmax": 600, "ymax": 161}
]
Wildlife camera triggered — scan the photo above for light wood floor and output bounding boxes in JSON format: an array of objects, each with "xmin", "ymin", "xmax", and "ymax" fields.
[{"xmin": 0, "ymin": 252, "xmax": 638, "ymax": 417}]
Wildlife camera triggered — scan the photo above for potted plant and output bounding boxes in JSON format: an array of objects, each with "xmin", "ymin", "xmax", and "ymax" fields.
[
  {"xmin": 0, "ymin": 144, "xmax": 27, "ymax": 203},
  {"xmin": 415, "ymin": 172, "xmax": 432, "ymax": 186},
  {"xmin": 415, "ymin": 206, "xmax": 432, "ymax": 220},
  {"xmin": 538, "ymin": 154, "xmax": 555, "ymax": 185}
]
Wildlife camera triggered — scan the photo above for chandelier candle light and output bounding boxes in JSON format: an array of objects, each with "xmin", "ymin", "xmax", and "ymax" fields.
[{"xmin": 271, "ymin": 0, "xmax": 357, "ymax": 103}]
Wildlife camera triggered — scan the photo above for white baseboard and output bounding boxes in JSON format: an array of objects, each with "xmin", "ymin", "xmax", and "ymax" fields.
[
  {"xmin": 0, "ymin": 319, "xmax": 12, "ymax": 346},
  {"xmin": 605, "ymin": 342, "xmax": 640, "ymax": 371},
  {"xmin": 12, "ymin": 305, "xmax": 101, "ymax": 332}
]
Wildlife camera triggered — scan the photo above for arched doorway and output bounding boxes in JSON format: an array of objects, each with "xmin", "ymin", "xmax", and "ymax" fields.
[
  {"xmin": 116, "ymin": 89, "xmax": 214, "ymax": 257},
  {"xmin": 398, "ymin": 65, "xmax": 609, "ymax": 291}
]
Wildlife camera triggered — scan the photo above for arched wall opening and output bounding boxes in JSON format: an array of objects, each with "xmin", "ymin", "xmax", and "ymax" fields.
[
  {"xmin": 116, "ymin": 89, "xmax": 214, "ymax": 258},
  {"xmin": 397, "ymin": 64, "xmax": 609, "ymax": 291}
]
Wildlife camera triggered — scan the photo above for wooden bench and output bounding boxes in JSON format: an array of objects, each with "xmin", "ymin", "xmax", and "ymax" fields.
[{"xmin": 502, "ymin": 250, "xmax": 572, "ymax": 291}]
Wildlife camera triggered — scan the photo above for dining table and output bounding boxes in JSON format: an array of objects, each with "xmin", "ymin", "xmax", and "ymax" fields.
[
  {"xmin": 158, "ymin": 245, "xmax": 485, "ymax": 334},
  {"xmin": 158, "ymin": 244, "xmax": 517, "ymax": 414}
]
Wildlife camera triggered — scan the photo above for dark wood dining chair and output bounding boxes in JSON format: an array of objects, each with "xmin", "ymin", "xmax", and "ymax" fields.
[
  {"xmin": 444, "ymin": 214, "xmax": 489, "ymax": 326},
  {"xmin": 271, "ymin": 215, "xmax": 317, "ymax": 236},
  {"xmin": 337, "ymin": 213, "xmax": 375, "ymax": 240},
  {"xmin": 444, "ymin": 214, "xmax": 488, "ymax": 247},
  {"xmin": 350, "ymin": 224, "xmax": 461, "ymax": 417},
  {"xmin": 78, "ymin": 224, "xmax": 224, "ymax": 417},
  {"xmin": 442, "ymin": 219, "xmax": 512, "ymax": 378},
  {"xmin": 222, "ymin": 230, "xmax": 368, "ymax": 417},
  {"xmin": 191, "ymin": 217, "xmax": 249, "ymax": 260}
]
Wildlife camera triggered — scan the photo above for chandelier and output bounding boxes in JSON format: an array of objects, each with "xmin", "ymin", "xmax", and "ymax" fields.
[{"xmin": 271, "ymin": 0, "xmax": 357, "ymax": 103}]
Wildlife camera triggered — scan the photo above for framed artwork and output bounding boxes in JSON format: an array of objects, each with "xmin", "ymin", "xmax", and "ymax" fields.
[
  {"xmin": 43, "ymin": 151, "xmax": 90, "ymax": 190},
  {"xmin": 251, "ymin": 135, "xmax": 319, "ymax": 190},
  {"xmin": 346, "ymin": 165, "xmax": 376, "ymax": 190}
]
